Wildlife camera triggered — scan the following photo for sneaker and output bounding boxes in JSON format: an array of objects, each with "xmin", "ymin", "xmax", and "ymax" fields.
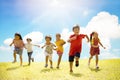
[
  {"xmin": 31, "ymin": 58, "xmax": 34, "ymax": 62},
  {"xmin": 75, "ymin": 61, "xmax": 79, "ymax": 67},
  {"xmin": 50, "ymin": 66, "xmax": 53, "ymax": 69},
  {"xmin": 56, "ymin": 66, "xmax": 59, "ymax": 69},
  {"xmin": 96, "ymin": 66, "xmax": 99, "ymax": 69},
  {"xmin": 12, "ymin": 60, "xmax": 16, "ymax": 63},
  {"xmin": 45, "ymin": 64, "xmax": 48, "ymax": 68}
]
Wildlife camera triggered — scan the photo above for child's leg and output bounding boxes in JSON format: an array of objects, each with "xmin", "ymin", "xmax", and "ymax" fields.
[
  {"xmin": 28, "ymin": 53, "xmax": 32, "ymax": 65},
  {"xmin": 19, "ymin": 55, "xmax": 22, "ymax": 66},
  {"xmin": 69, "ymin": 56, "xmax": 74, "ymax": 72},
  {"xmin": 57, "ymin": 55, "xmax": 62, "ymax": 68},
  {"xmin": 45, "ymin": 56, "xmax": 49, "ymax": 67},
  {"xmin": 75, "ymin": 52, "xmax": 80, "ymax": 67},
  {"xmin": 95, "ymin": 54, "xmax": 99, "ymax": 68},
  {"xmin": 88, "ymin": 55, "xmax": 93, "ymax": 65},
  {"xmin": 49, "ymin": 60, "xmax": 53, "ymax": 68},
  {"xmin": 12, "ymin": 51, "xmax": 17, "ymax": 63},
  {"xmin": 70, "ymin": 62, "xmax": 73, "ymax": 72}
]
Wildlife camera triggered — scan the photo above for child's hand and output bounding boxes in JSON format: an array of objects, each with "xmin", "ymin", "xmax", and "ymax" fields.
[{"xmin": 103, "ymin": 46, "xmax": 106, "ymax": 49}]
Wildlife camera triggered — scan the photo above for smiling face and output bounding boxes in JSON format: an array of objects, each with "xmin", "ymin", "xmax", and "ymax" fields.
[
  {"xmin": 73, "ymin": 27, "xmax": 80, "ymax": 35},
  {"xmin": 56, "ymin": 34, "xmax": 61, "ymax": 41},
  {"xmin": 15, "ymin": 35, "xmax": 20, "ymax": 40}
]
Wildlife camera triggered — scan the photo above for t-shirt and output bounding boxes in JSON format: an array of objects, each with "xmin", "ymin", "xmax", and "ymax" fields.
[
  {"xmin": 69, "ymin": 34, "xmax": 85, "ymax": 56},
  {"xmin": 45, "ymin": 43, "xmax": 55, "ymax": 54},
  {"xmin": 55, "ymin": 39, "xmax": 65, "ymax": 53},
  {"xmin": 13, "ymin": 39, "xmax": 24, "ymax": 49},
  {"xmin": 25, "ymin": 43, "xmax": 33, "ymax": 52}
]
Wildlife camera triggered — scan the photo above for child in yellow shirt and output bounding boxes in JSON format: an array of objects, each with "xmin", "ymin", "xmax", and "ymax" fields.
[{"xmin": 55, "ymin": 33, "xmax": 66, "ymax": 69}]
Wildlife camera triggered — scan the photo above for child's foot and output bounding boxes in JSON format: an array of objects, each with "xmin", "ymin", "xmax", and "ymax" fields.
[
  {"xmin": 45, "ymin": 64, "xmax": 48, "ymax": 68},
  {"xmin": 31, "ymin": 58, "xmax": 34, "ymax": 62},
  {"xmin": 75, "ymin": 61, "xmax": 79, "ymax": 67},
  {"xmin": 12, "ymin": 60, "xmax": 16, "ymax": 63},
  {"xmin": 50, "ymin": 66, "xmax": 53, "ymax": 69},
  {"xmin": 96, "ymin": 66, "xmax": 99, "ymax": 69},
  {"xmin": 56, "ymin": 66, "xmax": 59, "ymax": 69},
  {"xmin": 70, "ymin": 70, "xmax": 73, "ymax": 73},
  {"xmin": 28, "ymin": 63, "xmax": 30, "ymax": 66}
]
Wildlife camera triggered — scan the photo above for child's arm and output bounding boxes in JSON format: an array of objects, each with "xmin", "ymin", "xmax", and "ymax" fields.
[
  {"xmin": 9, "ymin": 40, "xmax": 14, "ymax": 46},
  {"xmin": 33, "ymin": 44, "xmax": 40, "ymax": 47},
  {"xmin": 99, "ymin": 41, "xmax": 106, "ymax": 49},
  {"xmin": 67, "ymin": 36, "xmax": 77, "ymax": 42},
  {"xmin": 85, "ymin": 35, "xmax": 89, "ymax": 42},
  {"xmin": 41, "ymin": 44, "xmax": 46, "ymax": 48}
]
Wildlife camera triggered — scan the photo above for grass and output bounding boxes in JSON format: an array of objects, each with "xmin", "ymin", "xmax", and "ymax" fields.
[{"xmin": 0, "ymin": 59, "xmax": 120, "ymax": 80}]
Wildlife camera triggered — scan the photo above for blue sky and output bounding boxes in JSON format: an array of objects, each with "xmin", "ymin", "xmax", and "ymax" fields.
[{"xmin": 0, "ymin": 0, "xmax": 120, "ymax": 62}]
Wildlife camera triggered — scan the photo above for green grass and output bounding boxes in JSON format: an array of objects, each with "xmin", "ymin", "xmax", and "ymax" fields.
[{"xmin": 0, "ymin": 59, "xmax": 120, "ymax": 80}]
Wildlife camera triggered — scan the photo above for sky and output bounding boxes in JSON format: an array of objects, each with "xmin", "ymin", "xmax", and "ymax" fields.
[{"xmin": 0, "ymin": 0, "xmax": 120, "ymax": 62}]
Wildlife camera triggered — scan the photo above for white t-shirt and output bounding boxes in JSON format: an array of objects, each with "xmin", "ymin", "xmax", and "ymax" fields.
[{"xmin": 25, "ymin": 43, "xmax": 33, "ymax": 52}]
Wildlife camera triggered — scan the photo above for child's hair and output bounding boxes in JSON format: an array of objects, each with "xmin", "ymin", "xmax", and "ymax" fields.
[
  {"xmin": 72, "ymin": 24, "xmax": 80, "ymax": 31},
  {"xmin": 45, "ymin": 35, "xmax": 52, "ymax": 41},
  {"xmin": 90, "ymin": 32, "xmax": 95, "ymax": 42},
  {"xmin": 56, "ymin": 33, "xmax": 61, "ymax": 37},
  {"xmin": 26, "ymin": 38, "xmax": 32, "ymax": 42},
  {"xmin": 15, "ymin": 33, "xmax": 23, "ymax": 40}
]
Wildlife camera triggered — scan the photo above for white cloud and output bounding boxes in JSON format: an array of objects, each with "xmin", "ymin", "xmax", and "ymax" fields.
[
  {"xmin": 4, "ymin": 38, "xmax": 13, "ymax": 46},
  {"xmin": 23, "ymin": 31, "xmax": 43, "ymax": 44},
  {"xmin": 0, "ymin": 46, "xmax": 11, "ymax": 51},
  {"xmin": 86, "ymin": 11, "xmax": 120, "ymax": 39}
]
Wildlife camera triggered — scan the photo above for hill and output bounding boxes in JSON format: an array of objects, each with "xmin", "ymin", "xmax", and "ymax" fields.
[{"xmin": 0, "ymin": 59, "xmax": 120, "ymax": 80}]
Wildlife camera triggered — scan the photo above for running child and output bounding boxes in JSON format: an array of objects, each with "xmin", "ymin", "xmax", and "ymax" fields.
[
  {"xmin": 25, "ymin": 38, "xmax": 40, "ymax": 66},
  {"xmin": 10, "ymin": 33, "xmax": 24, "ymax": 66},
  {"xmin": 42, "ymin": 35, "xmax": 56, "ymax": 68},
  {"xmin": 88, "ymin": 32, "xmax": 105, "ymax": 69},
  {"xmin": 55, "ymin": 33, "xmax": 66, "ymax": 69},
  {"xmin": 68, "ymin": 25, "xmax": 89, "ymax": 72}
]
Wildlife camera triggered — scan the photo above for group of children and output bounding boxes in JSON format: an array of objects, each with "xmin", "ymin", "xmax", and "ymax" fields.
[{"xmin": 10, "ymin": 24, "xmax": 106, "ymax": 73}]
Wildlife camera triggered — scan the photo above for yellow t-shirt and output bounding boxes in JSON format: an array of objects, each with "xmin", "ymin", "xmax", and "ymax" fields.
[{"xmin": 55, "ymin": 39, "xmax": 65, "ymax": 53}]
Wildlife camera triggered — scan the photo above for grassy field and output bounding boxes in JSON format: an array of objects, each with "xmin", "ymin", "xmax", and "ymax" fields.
[{"xmin": 0, "ymin": 59, "xmax": 120, "ymax": 80}]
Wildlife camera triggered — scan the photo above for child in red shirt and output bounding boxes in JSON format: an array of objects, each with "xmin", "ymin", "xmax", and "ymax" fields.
[
  {"xmin": 88, "ymin": 32, "xmax": 105, "ymax": 69},
  {"xmin": 68, "ymin": 25, "xmax": 89, "ymax": 72}
]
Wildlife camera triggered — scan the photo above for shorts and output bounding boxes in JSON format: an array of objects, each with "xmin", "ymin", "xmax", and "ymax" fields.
[
  {"xmin": 14, "ymin": 47, "xmax": 23, "ymax": 56},
  {"xmin": 69, "ymin": 52, "xmax": 80, "ymax": 62},
  {"xmin": 28, "ymin": 51, "xmax": 33, "ymax": 57},
  {"xmin": 57, "ymin": 50, "xmax": 63, "ymax": 56},
  {"xmin": 44, "ymin": 51, "xmax": 52, "ymax": 61},
  {"xmin": 90, "ymin": 47, "xmax": 100, "ymax": 56}
]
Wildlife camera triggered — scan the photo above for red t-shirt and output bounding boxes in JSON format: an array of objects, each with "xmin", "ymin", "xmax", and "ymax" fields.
[{"xmin": 69, "ymin": 34, "xmax": 85, "ymax": 56}]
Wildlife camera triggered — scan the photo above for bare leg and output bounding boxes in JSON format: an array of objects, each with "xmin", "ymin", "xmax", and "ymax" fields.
[
  {"xmin": 57, "ymin": 55, "xmax": 62, "ymax": 68},
  {"xmin": 20, "ymin": 55, "xmax": 22, "ymax": 66},
  {"xmin": 70, "ymin": 62, "xmax": 73, "ymax": 72},
  {"xmin": 49, "ymin": 60, "xmax": 53, "ymax": 68},
  {"xmin": 95, "ymin": 54, "xmax": 99, "ymax": 68},
  {"xmin": 45, "ymin": 56, "xmax": 48, "ymax": 67},
  {"xmin": 75, "ymin": 57, "xmax": 79, "ymax": 67},
  {"xmin": 88, "ymin": 56, "xmax": 93, "ymax": 66},
  {"xmin": 12, "ymin": 51, "xmax": 17, "ymax": 63}
]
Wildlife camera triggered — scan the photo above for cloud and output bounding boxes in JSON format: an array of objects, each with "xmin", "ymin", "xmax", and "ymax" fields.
[
  {"xmin": 23, "ymin": 31, "xmax": 43, "ymax": 44},
  {"xmin": 4, "ymin": 38, "xmax": 13, "ymax": 46},
  {"xmin": 86, "ymin": 11, "xmax": 120, "ymax": 39},
  {"xmin": 0, "ymin": 45, "xmax": 11, "ymax": 51}
]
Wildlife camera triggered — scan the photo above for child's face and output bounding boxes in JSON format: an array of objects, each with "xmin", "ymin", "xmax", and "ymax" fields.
[
  {"xmin": 56, "ymin": 35, "xmax": 60, "ymax": 40},
  {"xmin": 73, "ymin": 28, "xmax": 79, "ymax": 35},
  {"xmin": 27, "ymin": 40, "xmax": 31, "ymax": 43},
  {"xmin": 94, "ymin": 32, "xmax": 98, "ymax": 38},
  {"xmin": 15, "ymin": 35, "xmax": 20, "ymax": 40},
  {"xmin": 46, "ymin": 38, "xmax": 51, "ymax": 42}
]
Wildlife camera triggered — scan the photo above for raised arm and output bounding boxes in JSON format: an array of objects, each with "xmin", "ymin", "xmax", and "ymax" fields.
[{"xmin": 41, "ymin": 44, "xmax": 46, "ymax": 48}]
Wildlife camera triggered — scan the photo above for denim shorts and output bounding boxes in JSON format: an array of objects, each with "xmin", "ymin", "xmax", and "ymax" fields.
[
  {"xmin": 14, "ymin": 47, "xmax": 23, "ymax": 56},
  {"xmin": 69, "ymin": 52, "xmax": 80, "ymax": 62}
]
